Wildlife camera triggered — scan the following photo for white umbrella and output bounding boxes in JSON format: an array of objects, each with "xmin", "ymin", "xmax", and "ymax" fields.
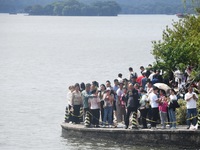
[{"xmin": 154, "ymin": 83, "xmax": 171, "ymax": 92}]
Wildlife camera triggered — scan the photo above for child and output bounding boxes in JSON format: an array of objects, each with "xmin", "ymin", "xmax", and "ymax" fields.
[{"xmin": 158, "ymin": 90, "xmax": 168, "ymax": 129}]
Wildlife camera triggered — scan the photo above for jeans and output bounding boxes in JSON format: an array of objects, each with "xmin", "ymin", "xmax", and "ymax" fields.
[
  {"xmin": 159, "ymin": 111, "xmax": 167, "ymax": 128},
  {"xmin": 103, "ymin": 106, "xmax": 113, "ymax": 125},
  {"xmin": 187, "ymin": 108, "xmax": 197, "ymax": 126},
  {"xmin": 168, "ymin": 108, "xmax": 176, "ymax": 128}
]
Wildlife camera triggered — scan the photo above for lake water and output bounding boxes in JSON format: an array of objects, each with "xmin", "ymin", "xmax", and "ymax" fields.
[{"xmin": 0, "ymin": 14, "xmax": 179, "ymax": 150}]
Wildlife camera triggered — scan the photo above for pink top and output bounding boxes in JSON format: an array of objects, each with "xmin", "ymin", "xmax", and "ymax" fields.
[{"xmin": 159, "ymin": 101, "xmax": 168, "ymax": 112}]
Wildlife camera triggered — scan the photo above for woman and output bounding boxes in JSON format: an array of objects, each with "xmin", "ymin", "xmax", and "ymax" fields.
[
  {"xmin": 168, "ymin": 89, "xmax": 178, "ymax": 129},
  {"xmin": 71, "ymin": 83, "xmax": 82, "ymax": 124},
  {"xmin": 102, "ymin": 87, "xmax": 114, "ymax": 127},
  {"xmin": 88, "ymin": 90, "xmax": 101, "ymax": 127},
  {"xmin": 65, "ymin": 85, "xmax": 75, "ymax": 123},
  {"xmin": 98, "ymin": 84, "xmax": 106, "ymax": 123},
  {"xmin": 139, "ymin": 89, "xmax": 148, "ymax": 129}
]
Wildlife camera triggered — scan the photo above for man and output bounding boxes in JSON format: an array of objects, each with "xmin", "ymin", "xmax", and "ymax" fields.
[
  {"xmin": 148, "ymin": 86, "xmax": 159, "ymax": 129},
  {"xmin": 113, "ymin": 79, "xmax": 119, "ymax": 92},
  {"xmin": 113, "ymin": 79, "xmax": 119, "ymax": 126},
  {"xmin": 152, "ymin": 70, "xmax": 163, "ymax": 84},
  {"xmin": 116, "ymin": 82, "xmax": 124, "ymax": 123},
  {"xmin": 136, "ymin": 71, "xmax": 146, "ymax": 86},
  {"xmin": 140, "ymin": 66, "xmax": 146, "ymax": 74},
  {"xmin": 130, "ymin": 75, "xmax": 138, "ymax": 86},
  {"xmin": 128, "ymin": 67, "xmax": 138, "ymax": 81},
  {"xmin": 81, "ymin": 83, "xmax": 91, "ymax": 122},
  {"xmin": 185, "ymin": 85, "xmax": 198, "ymax": 129},
  {"xmin": 146, "ymin": 64, "xmax": 152, "ymax": 78},
  {"xmin": 125, "ymin": 83, "xmax": 140, "ymax": 129},
  {"xmin": 117, "ymin": 73, "xmax": 123, "ymax": 83},
  {"xmin": 141, "ymin": 72, "xmax": 148, "ymax": 89}
]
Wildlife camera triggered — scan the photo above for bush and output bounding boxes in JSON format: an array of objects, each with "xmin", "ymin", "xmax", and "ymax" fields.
[{"xmin": 176, "ymin": 99, "xmax": 187, "ymax": 125}]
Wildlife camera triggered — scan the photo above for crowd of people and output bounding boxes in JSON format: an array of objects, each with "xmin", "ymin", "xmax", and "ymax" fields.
[{"xmin": 65, "ymin": 64, "xmax": 200, "ymax": 130}]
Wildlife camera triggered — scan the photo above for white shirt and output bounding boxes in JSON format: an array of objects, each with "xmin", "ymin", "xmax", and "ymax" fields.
[
  {"xmin": 169, "ymin": 95, "xmax": 177, "ymax": 101},
  {"xmin": 88, "ymin": 96, "xmax": 101, "ymax": 109},
  {"xmin": 149, "ymin": 92, "xmax": 158, "ymax": 108},
  {"xmin": 148, "ymin": 73, "xmax": 155, "ymax": 81},
  {"xmin": 116, "ymin": 88, "xmax": 123, "ymax": 97},
  {"xmin": 174, "ymin": 70, "xmax": 182, "ymax": 82},
  {"xmin": 184, "ymin": 92, "xmax": 198, "ymax": 109},
  {"xmin": 117, "ymin": 77, "xmax": 123, "ymax": 83}
]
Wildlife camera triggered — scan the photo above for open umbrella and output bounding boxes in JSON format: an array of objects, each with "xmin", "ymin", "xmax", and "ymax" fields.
[{"xmin": 154, "ymin": 83, "xmax": 171, "ymax": 92}]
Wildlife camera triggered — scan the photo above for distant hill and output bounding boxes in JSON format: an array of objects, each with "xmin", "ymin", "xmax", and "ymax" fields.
[{"xmin": 0, "ymin": 0, "xmax": 196, "ymax": 14}]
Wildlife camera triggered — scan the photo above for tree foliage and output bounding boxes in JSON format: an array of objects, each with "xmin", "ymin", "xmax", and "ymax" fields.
[
  {"xmin": 0, "ymin": 0, "xmax": 196, "ymax": 14},
  {"xmin": 151, "ymin": 15, "xmax": 200, "ymax": 79},
  {"xmin": 24, "ymin": 0, "xmax": 121, "ymax": 16}
]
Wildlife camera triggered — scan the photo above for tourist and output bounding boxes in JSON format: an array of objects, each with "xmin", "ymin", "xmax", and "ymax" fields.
[
  {"xmin": 123, "ymin": 78, "xmax": 129, "ymax": 89},
  {"xmin": 116, "ymin": 82, "xmax": 124, "ymax": 123},
  {"xmin": 152, "ymin": 70, "xmax": 163, "ymax": 84},
  {"xmin": 130, "ymin": 75, "xmax": 138, "ymax": 86},
  {"xmin": 120, "ymin": 86, "xmax": 127, "ymax": 123},
  {"xmin": 168, "ymin": 89, "xmax": 178, "ymax": 129},
  {"xmin": 148, "ymin": 86, "xmax": 159, "ymax": 129},
  {"xmin": 184, "ymin": 85, "xmax": 198, "ymax": 129},
  {"xmin": 145, "ymin": 64, "xmax": 152, "ymax": 78},
  {"xmin": 139, "ymin": 89, "xmax": 148, "ymax": 129},
  {"xmin": 113, "ymin": 79, "xmax": 119, "ymax": 126},
  {"xmin": 141, "ymin": 72, "xmax": 148, "ymax": 89},
  {"xmin": 140, "ymin": 66, "xmax": 146, "ymax": 74},
  {"xmin": 148, "ymin": 70, "xmax": 156, "ymax": 81},
  {"xmin": 80, "ymin": 82, "xmax": 86, "ymax": 92},
  {"xmin": 106, "ymin": 80, "xmax": 113, "ymax": 89},
  {"xmin": 137, "ymin": 71, "xmax": 145, "ymax": 87},
  {"xmin": 81, "ymin": 83, "xmax": 91, "ymax": 122},
  {"xmin": 117, "ymin": 73, "xmax": 123, "ymax": 83},
  {"xmin": 128, "ymin": 67, "xmax": 138, "ymax": 80},
  {"xmin": 91, "ymin": 81, "xmax": 99, "ymax": 91},
  {"xmin": 65, "ymin": 85, "xmax": 75, "ymax": 123},
  {"xmin": 88, "ymin": 90, "xmax": 101, "ymax": 127},
  {"xmin": 158, "ymin": 90, "xmax": 168, "ymax": 129},
  {"xmin": 146, "ymin": 80, "xmax": 153, "ymax": 95},
  {"xmin": 71, "ymin": 83, "xmax": 82, "ymax": 124},
  {"xmin": 185, "ymin": 66, "xmax": 192, "ymax": 82},
  {"xmin": 98, "ymin": 84, "xmax": 106, "ymax": 123},
  {"xmin": 102, "ymin": 87, "xmax": 114, "ymax": 127},
  {"xmin": 125, "ymin": 83, "xmax": 140, "ymax": 129}
]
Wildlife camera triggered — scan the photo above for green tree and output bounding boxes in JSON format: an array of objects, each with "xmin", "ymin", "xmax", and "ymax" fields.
[
  {"xmin": 30, "ymin": 5, "xmax": 43, "ymax": 15},
  {"xmin": 151, "ymin": 15, "xmax": 200, "ymax": 78}
]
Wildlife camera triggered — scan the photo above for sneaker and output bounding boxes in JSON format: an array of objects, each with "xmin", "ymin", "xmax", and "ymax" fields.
[
  {"xmin": 95, "ymin": 125, "xmax": 100, "ymax": 128},
  {"xmin": 187, "ymin": 126, "xmax": 190, "ymax": 129},
  {"xmin": 132, "ymin": 126, "xmax": 138, "ymax": 129},
  {"xmin": 108, "ymin": 125, "xmax": 112, "ymax": 128},
  {"xmin": 171, "ymin": 127, "xmax": 176, "ymax": 130},
  {"xmin": 141, "ymin": 126, "xmax": 148, "ymax": 129},
  {"xmin": 151, "ymin": 127, "xmax": 157, "ymax": 130},
  {"xmin": 161, "ymin": 126, "xmax": 166, "ymax": 129},
  {"xmin": 102, "ymin": 125, "xmax": 106, "ymax": 128}
]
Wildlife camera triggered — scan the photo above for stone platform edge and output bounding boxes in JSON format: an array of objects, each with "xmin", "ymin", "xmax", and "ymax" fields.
[{"xmin": 61, "ymin": 123, "xmax": 200, "ymax": 149}]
